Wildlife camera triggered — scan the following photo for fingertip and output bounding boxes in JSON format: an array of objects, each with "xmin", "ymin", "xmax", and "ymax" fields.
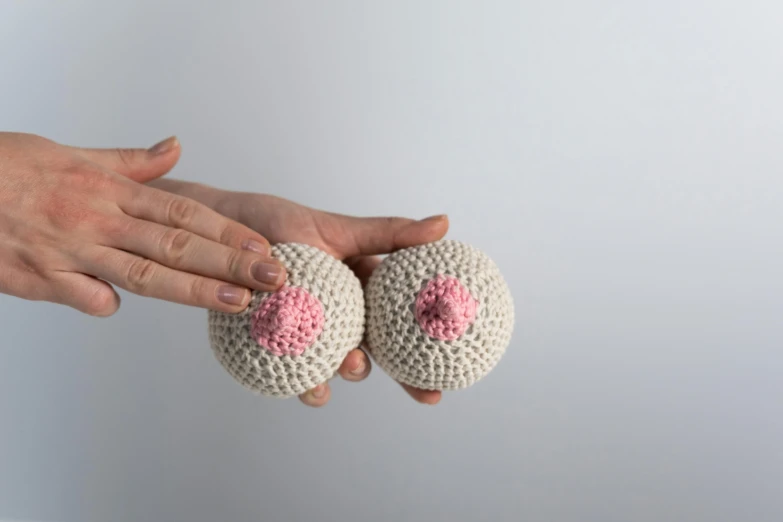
[
  {"xmin": 249, "ymin": 257, "xmax": 287, "ymax": 292},
  {"xmin": 240, "ymin": 238, "xmax": 271, "ymax": 256},
  {"xmin": 88, "ymin": 291, "xmax": 122, "ymax": 318},
  {"xmin": 401, "ymin": 383, "xmax": 442, "ymax": 405},
  {"xmin": 225, "ymin": 223, "xmax": 270, "ymax": 254},
  {"xmin": 419, "ymin": 390, "xmax": 442, "ymax": 405},
  {"xmin": 338, "ymin": 348, "xmax": 371, "ymax": 381},
  {"xmin": 421, "ymin": 214, "xmax": 449, "ymax": 236},
  {"xmin": 274, "ymin": 260, "xmax": 288, "ymax": 287},
  {"xmin": 420, "ymin": 214, "xmax": 449, "ymax": 223},
  {"xmin": 147, "ymin": 136, "xmax": 181, "ymax": 156},
  {"xmin": 299, "ymin": 383, "xmax": 331, "ymax": 407},
  {"xmin": 215, "ymin": 284, "xmax": 252, "ymax": 312},
  {"xmin": 396, "ymin": 214, "xmax": 449, "ymax": 248}
]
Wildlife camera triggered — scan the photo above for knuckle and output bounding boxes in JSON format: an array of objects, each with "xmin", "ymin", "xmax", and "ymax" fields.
[
  {"xmin": 115, "ymin": 148, "xmax": 137, "ymax": 168},
  {"xmin": 225, "ymin": 248, "xmax": 245, "ymax": 278},
  {"xmin": 16, "ymin": 249, "xmax": 46, "ymax": 276},
  {"xmin": 166, "ymin": 197, "xmax": 196, "ymax": 228},
  {"xmin": 217, "ymin": 224, "xmax": 237, "ymax": 246},
  {"xmin": 187, "ymin": 277, "xmax": 211, "ymax": 304},
  {"xmin": 160, "ymin": 228, "xmax": 192, "ymax": 265},
  {"xmin": 98, "ymin": 215, "xmax": 133, "ymax": 239},
  {"xmin": 217, "ymin": 218, "xmax": 246, "ymax": 246},
  {"xmin": 125, "ymin": 259, "xmax": 157, "ymax": 293}
]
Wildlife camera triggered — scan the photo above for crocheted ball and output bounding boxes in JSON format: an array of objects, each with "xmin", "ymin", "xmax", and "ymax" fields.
[
  {"xmin": 208, "ymin": 243, "xmax": 364, "ymax": 398},
  {"xmin": 365, "ymin": 239, "xmax": 514, "ymax": 391}
]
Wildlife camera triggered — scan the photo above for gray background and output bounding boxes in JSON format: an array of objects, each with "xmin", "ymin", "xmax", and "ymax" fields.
[{"xmin": 1, "ymin": 1, "xmax": 782, "ymax": 521}]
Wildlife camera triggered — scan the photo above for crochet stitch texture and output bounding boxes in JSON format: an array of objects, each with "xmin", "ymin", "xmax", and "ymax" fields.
[
  {"xmin": 208, "ymin": 243, "xmax": 364, "ymax": 398},
  {"xmin": 414, "ymin": 274, "xmax": 478, "ymax": 340},
  {"xmin": 251, "ymin": 286, "xmax": 325, "ymax": 357},
  {"xmin": 365, "ymin": 239, "xmax": 514, "ymax": 391}
]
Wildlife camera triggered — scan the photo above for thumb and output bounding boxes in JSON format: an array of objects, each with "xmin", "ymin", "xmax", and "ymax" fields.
[
  {"xmin": 67, "ymin": 136, "xmax": 181, "ymax": 183},
  {"xmin": 336, "ymin": 213, "xmax": 449, "ymax": 257}
]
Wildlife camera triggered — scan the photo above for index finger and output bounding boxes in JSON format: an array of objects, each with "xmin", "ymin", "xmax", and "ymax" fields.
[{"xmin": 116, "ymin": 180, "xmax": 271, "ymax": 253}]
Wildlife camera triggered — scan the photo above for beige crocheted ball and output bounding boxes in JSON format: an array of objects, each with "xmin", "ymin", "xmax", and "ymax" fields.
[
  {"xmin": 208, "ymin": 243, "xmax": 364, "ymax": 398},
  {"xmin": 365, "ymin": 239, "xmax": 514, "ymax": 391}
]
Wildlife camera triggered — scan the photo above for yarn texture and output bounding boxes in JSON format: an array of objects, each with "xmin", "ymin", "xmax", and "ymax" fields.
[
  {"xmin": 208, "ymin": 243, "xmax": 364, "ymax": 398},
  {"xmin": 414, "ymin": 274, "xmax": 478, "ymax": 340},
  {"xmin": 251, "ymin": 286, "xmax": 325, "ymax": 357},
  {"xmin": 365, "ymin": 239, "xmax": 514, "ymax": 391}
]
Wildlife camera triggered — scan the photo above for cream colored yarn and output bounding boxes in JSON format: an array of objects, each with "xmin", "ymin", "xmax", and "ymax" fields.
[
  {"xmin": 365, "ymin": 240, "xmax": 514, "ymax": 391},
  {"xmin": 208, "ymin": 243, "xmax": 365, "ymax": 398}
]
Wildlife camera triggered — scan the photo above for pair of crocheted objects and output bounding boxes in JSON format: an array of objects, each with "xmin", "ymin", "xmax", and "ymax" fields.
[{"xmin": 207, "ymin": 240, "xmax": 514, "ymax": 397}]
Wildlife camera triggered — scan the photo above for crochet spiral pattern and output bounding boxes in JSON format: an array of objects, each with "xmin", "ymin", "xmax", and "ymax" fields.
[
  {"xmin": 365, "ymin": 239, "xmax": 514, "ymax": 391},
  {"xmin": 208, "ymin": 243, "xmax": 364, "ymax": 398},
  {"xmin": 250, "ymin": 286, "xmax": 325, "ymax": 357},
  {"xmin": 414, "ymin": 274, "xmax": 478, "ymax": 341}
]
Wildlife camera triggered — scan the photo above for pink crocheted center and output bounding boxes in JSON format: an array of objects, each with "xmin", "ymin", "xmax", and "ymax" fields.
[
  {"xmin": 415, "ymin": 275, "xmax": 478, "ymax": 341},
  {"xmin": 251, "ymin": 286, "xmax": 325, "ymax": 357}
]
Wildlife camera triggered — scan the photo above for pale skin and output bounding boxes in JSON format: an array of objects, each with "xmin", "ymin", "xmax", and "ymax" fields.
[{"xmin": 0, "ymin": 132, "xmax": 445, "ymax": 406}]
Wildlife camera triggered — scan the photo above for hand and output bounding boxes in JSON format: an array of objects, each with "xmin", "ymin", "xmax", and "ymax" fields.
[
  {"xmin": 77, "ymin": 140, "xmax": 449, "ymax": 406},
  {"xmin": 214, "ymin": 191, "xmax": 450, "ymax": 407},
  {"xmin": 0, "ymin": 132, "xmax": 287, "ymax": 316}
]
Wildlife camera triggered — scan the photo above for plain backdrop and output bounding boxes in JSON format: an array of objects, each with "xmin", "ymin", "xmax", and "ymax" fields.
[{"xmin": 1, "ymin": 2, "xmax": 782, "ymax": 521}]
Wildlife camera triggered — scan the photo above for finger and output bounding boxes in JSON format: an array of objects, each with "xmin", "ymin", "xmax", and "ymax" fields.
[
  {"xmin": 106, "ymin": 217, "xmax": 285, "ymax": 292},
  {"xmin": 299, "ymin": 382, "xmax": 331, "ymax": 407},
  {"xmin": 115, "ymin": 183, "xmax": 272, "ymax": 253},
  {"xmin": 337, "ymin": 214, "xmax": 449, "ymax": 257},
  {"xmin": 68, "ymin": 136, "xmax": 181, "ymax": 183},
  {"xmin": 48, "ymin": 271, "xmax": 121, "ymax": 317},
  {"xmin": 400, "ymin": 383, "xmax": 442, "ymax": 405},
  {"xmin": 0, "ymin": 268, "xmax": 49, "ymax": 301},
  {"xmin": 344, "ymin": 256, "xmax": 382, "ymax": 287},
  {"xmin": 82, "ymin": 246, "xmax": 253, "ymax": 313},
  {"xmin": 337, "ymin": 348, "xmax": 371, "ymax": 382}
]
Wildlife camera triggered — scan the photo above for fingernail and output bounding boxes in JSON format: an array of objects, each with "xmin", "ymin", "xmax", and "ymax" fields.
[
  {"xmin": 148, "ymin": 136, "xmax": 179, "ymax": 155},
  {"xmin": 241, "ymin": 239, "xmax": 268, "ymax": 255},
  {"xmin": 420, "ymin": 214, "xmax": 447, "ymax": 222},
  {"xmin": 217, "ymin": 285, "xmax": 247, "ymax": 306},
  {"xmin": 251, "ymin": 261, "xmax": 284, "ymax": 285},
  {"xmin": 312, "ymin": 384, "xmax": 327, "ymax": 398},
  {"xmin": 350, "ymin": 361, "xmax": 366, "ymax": 376}
]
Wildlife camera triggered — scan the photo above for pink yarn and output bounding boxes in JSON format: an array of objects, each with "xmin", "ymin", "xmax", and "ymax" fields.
[
  {"xmin": 251, "ymin": 286, "xmax": 325, "ymax": 356},
  {"xmin": 415, "ymin": 275, "xmax": 478, "ymax": 341}
]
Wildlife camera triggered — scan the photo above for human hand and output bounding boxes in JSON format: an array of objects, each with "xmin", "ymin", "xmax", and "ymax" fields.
[
  {"xmin": 218, "ymin": 192, "xmax": 449, "ymax": 407},
  {"xmin": 0, "ymin": 132, "xmax": 287, "ymax": 316},
  {"xmin": 86, "ymin": 143, "xmax": 449, "ymax": 406}
]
